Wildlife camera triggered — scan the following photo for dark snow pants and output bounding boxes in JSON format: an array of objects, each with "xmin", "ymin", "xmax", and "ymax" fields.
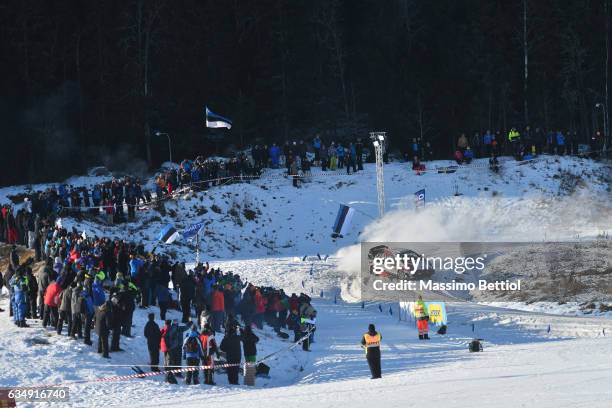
[{"xmin": 366, "ymin": 348, "xmax": 381, "ymax": 379}]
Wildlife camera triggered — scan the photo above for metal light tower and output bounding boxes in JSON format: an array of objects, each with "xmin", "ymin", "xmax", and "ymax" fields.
[
  {"xmin": 370, "ymin": 132, "xmax": 386, "ymax": 218},
  {"xmin": 155, "ymin": 131, "xmax": 173, "ymax": 164}
]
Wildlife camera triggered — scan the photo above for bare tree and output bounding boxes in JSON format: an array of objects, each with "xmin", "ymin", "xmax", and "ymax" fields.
[
  {"xmin": 414, "ymin": 91, "xmax": 432, "ymax": 146},
  {"xmin": 605, "ymin": 0, "xmax": 610, "ymax": 150},
  {"xmin": 313, "ymin": 0, "xmax": 350, "ymax": 120},
  {"xmin": 523, "ymin": 0, "xmax": 529, "ymax": 126},
  {"xmin": 560, "ymin": 26, "xmax": 591, "ymax": 142},
  {"xmin": 272, "ymin": 0, "xmax": 291, "ymax": 140},
  {"xmin": 120, "ymin": 0, "xmax": 166, "ymax": 167}
]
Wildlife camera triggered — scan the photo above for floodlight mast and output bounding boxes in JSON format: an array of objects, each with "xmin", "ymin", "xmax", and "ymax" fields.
[{"xmin": 369, "ymin": 132, "xmax": 386, "ymax": 218}]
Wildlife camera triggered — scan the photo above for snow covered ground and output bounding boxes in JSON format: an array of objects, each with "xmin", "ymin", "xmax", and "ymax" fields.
[
  {"xmin": 1, "ymin": 155, "xmax": 611, "ymax": 407},
  {"xmin": 2, "ymin": 257, "xmax": 612, "ymax": 407}
]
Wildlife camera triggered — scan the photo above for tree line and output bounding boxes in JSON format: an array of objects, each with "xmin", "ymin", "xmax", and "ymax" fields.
[{"xmin": 0, "ymin": 0, "xmax": 609, "ymax": 186}]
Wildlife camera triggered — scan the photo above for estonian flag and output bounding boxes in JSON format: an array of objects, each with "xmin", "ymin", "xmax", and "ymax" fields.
[
  {"xmin": 205, "ymin": 106, "xmax": 232, "ymax": 129},
  {"xmin": 158, "ymin": 224, "xmax": 181, "ymax": 244},
  {"xmin": 332, "ymin": 204, "xmax": 355, "ymax": 238}
]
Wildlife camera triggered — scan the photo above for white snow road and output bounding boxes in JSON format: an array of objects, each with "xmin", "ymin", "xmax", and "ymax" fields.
[
  {"xmin": 2, "ymin": 256, "xmax": 612, "ymax": 407},
  {"xmin": 141, "ymin": 300, "xmax": 612, "ymax": 408}
]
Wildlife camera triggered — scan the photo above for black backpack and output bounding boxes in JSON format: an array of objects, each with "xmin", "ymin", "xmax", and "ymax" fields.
[
  {"xmin": 184, "ymin": 336, "xmax": 199, "ymax": 353},
  {"xmin": 469, "ymin": 339, "xmax": 483, "ymax": 352}
]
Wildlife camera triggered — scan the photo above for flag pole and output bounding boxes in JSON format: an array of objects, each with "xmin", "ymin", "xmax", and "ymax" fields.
[{"xmin": 196, "ymin": 231, "xmax": 200, "ymax": 264}]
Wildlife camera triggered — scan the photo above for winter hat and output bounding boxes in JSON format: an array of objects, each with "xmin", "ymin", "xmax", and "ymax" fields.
[{"xmin": 368, "ymin": 324, "xmax": 376, "ymax": 332}]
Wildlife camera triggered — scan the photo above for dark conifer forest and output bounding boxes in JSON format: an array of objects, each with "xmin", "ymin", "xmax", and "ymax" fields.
[{"xmin": 1, "ymin": 0, "xmax": 609, "ymax": 185}]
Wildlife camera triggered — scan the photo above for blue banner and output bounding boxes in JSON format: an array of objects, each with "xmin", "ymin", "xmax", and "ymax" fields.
[
  {"xmin": 415, "ymin": 189, "xmax": 425, "ymax": 208},
  {"xmin": 182, "ymin": 222, "xmax": 204, "ymax": 239}
]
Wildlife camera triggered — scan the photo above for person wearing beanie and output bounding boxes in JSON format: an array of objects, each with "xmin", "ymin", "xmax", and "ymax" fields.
[
  {"xmin": 144, "ymin": 313, "xmax": 161, "ymax": 372},
  {"xmin": 182, "ymin": 323, "xmax": 204, "ymax": 385},
  {"xmin": 109, "ymin": 293, "xmax": 123, "ymax": 352},
  {"xmin": 361, "ymin": 323, "xmax": 382, "ymax": 379}
]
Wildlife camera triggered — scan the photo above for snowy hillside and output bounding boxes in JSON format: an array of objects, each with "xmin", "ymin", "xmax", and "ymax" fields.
[
  {"xmin": 1, "ymin": 156, "xmax": 610, "ymax": 263},
  {"xmin": 1, "ymin": 155, "xmax": 612, "ymax": 407}
]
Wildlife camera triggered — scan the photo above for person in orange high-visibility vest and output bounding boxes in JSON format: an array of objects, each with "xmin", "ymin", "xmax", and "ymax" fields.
[
  {"xmin": 361, "ymin": 323, "xmax": 382, "ymax": 379},
  {"xmin": 414, "ymin": 295, "xmax": 430, "ymax": 340}
]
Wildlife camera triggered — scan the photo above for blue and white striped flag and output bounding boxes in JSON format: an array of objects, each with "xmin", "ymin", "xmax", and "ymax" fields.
[
  {"xmin": 205, "ymin": 106, "xmax": 232, "ymax": 129},
  {"xmin": 158, "ymin": 224, "xmax": 181, "ymax": 244},
  {"xmin": 182, "ymin": 222, "xmax": 204, "ymax": 240}
]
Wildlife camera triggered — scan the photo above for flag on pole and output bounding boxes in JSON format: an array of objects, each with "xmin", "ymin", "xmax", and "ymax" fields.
[
  {"xmin": 205, "ymin": 106, "xmax": 232, "ymax": 129},
  {"xmin": 332, "ymin": 204, "xmax": 355, "ymax": 237},
  {"xmin": 415, "ymin": 189, "xmax": 425, "ymax": 208},
  {"xmin": 158, "ymin": 224, "xmax": 181, "ymax": 244},
  {"xmin": 182, "ymin": 222, "xmax": 204, "ymax": 240}
]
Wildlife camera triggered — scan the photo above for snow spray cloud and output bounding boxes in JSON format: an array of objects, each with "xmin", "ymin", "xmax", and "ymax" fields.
[
  {"xmin": 336, "ymin": 194, "xmax": 612, "ymax": 301},
  {"xmin": 358, "ymin": 241, "xmax": 612, "ymax": 303}
]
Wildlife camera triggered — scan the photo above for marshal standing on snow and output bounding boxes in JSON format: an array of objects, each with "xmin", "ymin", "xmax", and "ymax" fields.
[
  {"xmin": 415, "ymin": 295, "xmax": 430, "ymax": 340},
  {"xmin": 361, "ymin": 323, "xmax": 382, "ymax": 379}
]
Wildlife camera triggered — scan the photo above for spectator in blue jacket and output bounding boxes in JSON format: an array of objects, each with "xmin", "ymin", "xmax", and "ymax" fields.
[
  {"xmin": 463, "ymin": 147, "xmax": 474, "ymax": 164},
  {"xmin": 156, "ymin": 284, "xmax": 171, "ymax": 320},
  {"xmin": 269, "ymin": 144, "xmax": 281, "ymax": 168},
  {"xmin": 92, "ymin": 272, "xmax": 106, "ymax": 307},
  {"xmin": 129, "ymin": 254, "xmax": 144, "ymax": 281},
  {"xmin": 182, "ymin": 324, "xmax": 204, "ymax": 385},
  {"xmin": 313, "ymin": 135, "xmax": 322, "ymax": 162},
  {"xmin": 336, "ymin": 144, "xmax": 345, "ymax": 168},
  {"xmin": 556, "ymin": 131, "xmax": 565, "ymax": 155},
  {"xmin": 483, "ymin": 130, "xmax": 493, "ymax": 156},
  {"xmin": 10, "ymin": 270, "xmax": 29, "ymax": 327}
]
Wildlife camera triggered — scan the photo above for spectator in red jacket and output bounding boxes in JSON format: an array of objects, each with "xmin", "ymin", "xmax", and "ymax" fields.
[
  {"xmin": 159, "ymin": 319, "xmax": 178, "ymax": 384},
  {"xmin": 210, "ymin": 286, "xmax": 225, "ymax": 332},
  {"xmin": 42, "ymin": 280, "xmax": 61, "ymax": 328},
  {"xmin": 289, "ymin": 293, "xmax": 299, "ymax": 312},
  {"xmin": 253, "ymin": 288, "xmax": 267, "ymax": 329}
]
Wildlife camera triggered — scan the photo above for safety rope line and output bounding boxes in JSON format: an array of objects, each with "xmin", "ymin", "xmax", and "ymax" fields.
[
  {"xmin": 256, "ymin": 327, "xmax": 315, "ymax": 364},
  {"xmin": 11, "ymin": 362, "xmax": 241, "ymax": 389},
  {"xmin": 78, "ymin": 328, "xmax": 316, "ymax": 370},
  {"xmin": 8, "ymin": 328, "xmax": 315, "ymax": 389}
]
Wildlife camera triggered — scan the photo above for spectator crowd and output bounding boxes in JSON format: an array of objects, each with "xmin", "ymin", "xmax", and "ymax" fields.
[{"xmin": 1, "ymin": 210, "xmax": 317, "ymax": 386}]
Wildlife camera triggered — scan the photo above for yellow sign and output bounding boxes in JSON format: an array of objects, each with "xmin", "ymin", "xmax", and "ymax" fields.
[{"xmin": 426, "ymin": 302, "xmax": 447, "ymax": 324}]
